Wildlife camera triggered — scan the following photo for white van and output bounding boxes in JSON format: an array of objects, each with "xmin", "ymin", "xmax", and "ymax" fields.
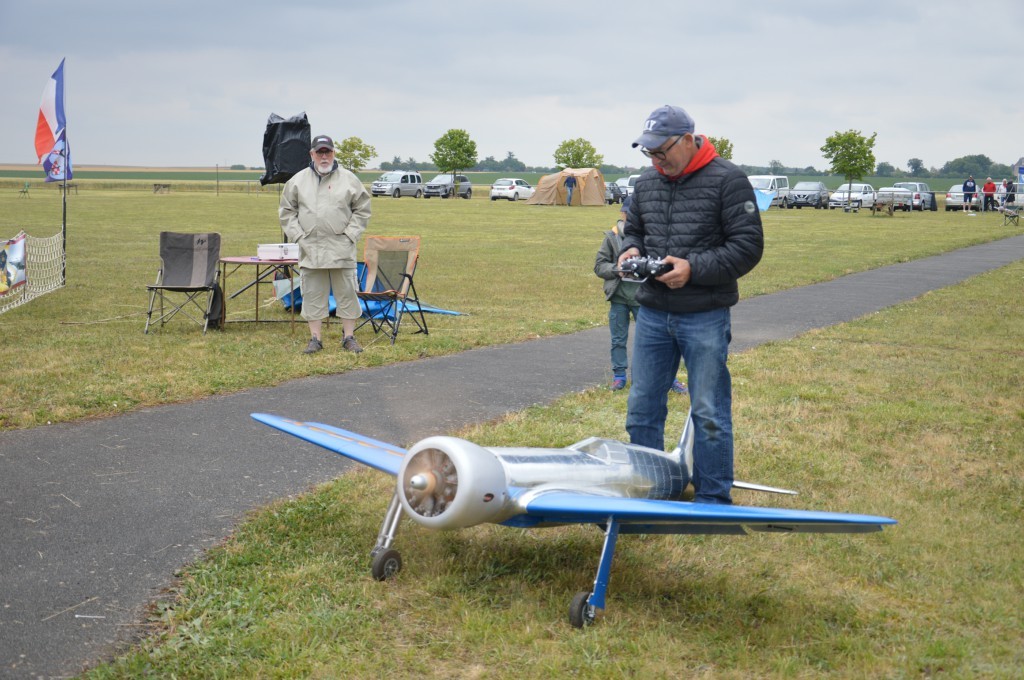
[
  {"xmin": 371, "ymin": 171, "xmax": 424, "ymax": 198},
  {"xmin": 746, "ymin": 175, "xmax": 791, "ymax": 208}
]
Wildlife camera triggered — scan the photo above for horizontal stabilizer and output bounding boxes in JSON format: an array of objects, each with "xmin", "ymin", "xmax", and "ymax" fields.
[{"xmin": 252, "ymin": 413, "xmax": 406, "ymax": 476}]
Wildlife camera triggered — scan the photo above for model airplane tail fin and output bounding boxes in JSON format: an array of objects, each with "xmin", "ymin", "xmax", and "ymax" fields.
[{"xmin": 672, "ymin": 409, "xmax": 798, "ymax": 496}]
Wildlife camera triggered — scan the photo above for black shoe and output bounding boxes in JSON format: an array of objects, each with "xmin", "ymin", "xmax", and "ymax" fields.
[{"xmin": 303, "ymin": 337, "xmax": 323, "ymax": 354}]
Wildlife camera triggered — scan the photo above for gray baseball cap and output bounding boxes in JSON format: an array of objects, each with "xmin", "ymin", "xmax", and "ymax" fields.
[{"xmin": 632, "ymin": 105, "xmax": 695, "ymax": 149}]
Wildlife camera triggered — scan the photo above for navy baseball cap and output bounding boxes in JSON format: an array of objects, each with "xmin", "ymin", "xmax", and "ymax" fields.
[
  {"xmin": 311, "ymin": 135, "xmax": 334, "ymax": 151},
  {"xmin": 632, "ymin": 105, "xmax": 695, "ymax": 149}
]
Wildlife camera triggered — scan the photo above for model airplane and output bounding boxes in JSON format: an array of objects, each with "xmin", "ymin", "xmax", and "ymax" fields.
[{"xmin": 252, "ymin": 412, "xmax": 896, "ymax": 627}]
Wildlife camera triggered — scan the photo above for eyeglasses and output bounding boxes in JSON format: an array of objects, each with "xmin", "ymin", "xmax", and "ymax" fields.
[
  {"xmin": 641, "ymin": 135, "xmax": 682, "ymax": 161},
  {"xmin": 314, "ymin": 148, "xmax": 334, "ymax": 155}
]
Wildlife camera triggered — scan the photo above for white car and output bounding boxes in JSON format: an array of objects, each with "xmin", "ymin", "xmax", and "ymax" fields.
[
  {"xmin": 829, "ymin": 183, "xmax": 876, "ymax": 210},
  {"xmin": 489, "ymin": 178, "xmax": 535, "ymax": 202}
]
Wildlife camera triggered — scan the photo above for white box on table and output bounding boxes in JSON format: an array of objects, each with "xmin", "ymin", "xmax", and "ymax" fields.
[{"xmin": 257, "ymin": 243, "xmax": 298, "ymax": 260}]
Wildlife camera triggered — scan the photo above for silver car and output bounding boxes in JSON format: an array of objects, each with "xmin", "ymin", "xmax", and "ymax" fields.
[
  {"xmin": 944, "ymin": 183, "xmax": 980, "ymax": 211},
  {"xmin": 789, "ymin": 181, "xmax": 829, "ymax": 209},
  {"xmin": 371, "ymin": 171, "xmax": 423, "ymax": 198},
  {"xmin": 424, "ymin": 173, "xmax": 472, "ymax": 199}
]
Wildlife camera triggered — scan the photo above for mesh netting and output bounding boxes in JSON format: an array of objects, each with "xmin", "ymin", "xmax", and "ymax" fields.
[{"xmin": 0, "ymin": 230, "xmax": 65, "ymax": 315}]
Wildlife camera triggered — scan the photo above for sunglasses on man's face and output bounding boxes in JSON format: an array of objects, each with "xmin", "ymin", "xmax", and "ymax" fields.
[
  {"xmin": 641, "ymin": 135, "xmax": 682, "ymax": 161},
  {"xmin": 315, "ymin": 148, "xmax": 334, "ymax": 156}
]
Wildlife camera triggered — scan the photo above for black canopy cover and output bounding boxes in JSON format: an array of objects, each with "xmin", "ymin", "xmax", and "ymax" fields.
[{"xmin": 259, "ymin": 112, "xmax": 311, "ymax": 185}]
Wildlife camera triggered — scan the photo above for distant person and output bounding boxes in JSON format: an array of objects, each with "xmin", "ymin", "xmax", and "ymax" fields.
[
  {"xmin": 619, "ymin": 104, "xmax": 763, "ymax": 505},
  {"xmin": 982, "ymin": 177, "xmax": 997, "ymax": 212},
  {"xmin": 1003, "ymin": 180, "xmax": 1016, "ymax": 208},
  {"xmin": 564, "ymin": 173, "xmax": 577, "ymax": 206},
  {"xmin": 280, "ymin": 134, "xmax": 371, "ymax": 354},
  {"xmin": 594, "ymin": 219, "xmax": 687, "ymax": 394},
  {"xmin": 996, "ymin": 179, "xmax": 1008, "ymax": 209},
  {"xmin": 962, "ymin": 175, "xmax": 977, "ymax": 213}
]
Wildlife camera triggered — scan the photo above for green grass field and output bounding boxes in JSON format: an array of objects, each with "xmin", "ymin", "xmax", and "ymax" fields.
[
  {"xmin": 0, "ymin": 187, "xmax": 1019, "ymax": 431},
  {"xmin": 3, "ymin": 185, "xmax": 1023, "ymax": 677}
]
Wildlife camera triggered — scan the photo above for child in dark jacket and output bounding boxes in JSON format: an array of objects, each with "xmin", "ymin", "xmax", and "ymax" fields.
[{"xmin": 594, "ymin": 219, "xmax": 687, "ymax": 394}]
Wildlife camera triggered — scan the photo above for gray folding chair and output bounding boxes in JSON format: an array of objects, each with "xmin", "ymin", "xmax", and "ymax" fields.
[{"xmin": 145, "ymin": 232, "xmax": 222, "ymax": 334}]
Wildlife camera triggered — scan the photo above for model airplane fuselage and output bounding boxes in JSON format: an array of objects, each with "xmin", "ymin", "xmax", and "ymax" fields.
[{"xmin": 252, "ymin": 412, "xmax": 896, "ymax": 627}]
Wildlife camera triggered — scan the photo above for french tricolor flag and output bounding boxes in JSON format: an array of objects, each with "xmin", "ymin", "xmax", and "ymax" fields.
[{"xmin": 35, "ymin": 58, "xmax": 72, "ymax": 182}]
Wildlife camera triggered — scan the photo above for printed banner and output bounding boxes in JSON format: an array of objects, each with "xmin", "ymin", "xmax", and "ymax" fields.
[{"xmin": 1, "ymin": 233, "xmax": 28, "ymax": 297}]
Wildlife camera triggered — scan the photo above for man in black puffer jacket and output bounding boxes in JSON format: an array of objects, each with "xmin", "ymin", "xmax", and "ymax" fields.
[{"xmin": 618, "ymin": 105, "xmax": 763, "ymax": 505}]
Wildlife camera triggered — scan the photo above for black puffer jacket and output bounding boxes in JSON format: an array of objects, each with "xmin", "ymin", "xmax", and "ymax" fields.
[{"xmin": 622, "ymin": 155, "xmax": 763, "ymax": 313}]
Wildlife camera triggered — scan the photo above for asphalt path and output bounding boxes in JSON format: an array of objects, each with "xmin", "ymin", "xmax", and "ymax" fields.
[{"xmin": 2, "ymin": 235, "xmax": 1023, "ymax": 678}]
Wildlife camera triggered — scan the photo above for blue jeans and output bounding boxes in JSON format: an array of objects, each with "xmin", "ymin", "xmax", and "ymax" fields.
[
  {"xmin": 609, "ymin": 301, "xmax": 639, "ymax": 376},
  {"xmin": 566, "ymin": 186, "xmax": 574, "ymax": 205},
  {"xmin": 626, "ymin": 306, "xmax": 734, "ymax": 504}
]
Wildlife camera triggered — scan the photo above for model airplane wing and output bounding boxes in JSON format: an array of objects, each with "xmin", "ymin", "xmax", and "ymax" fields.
[
  {"xmin": 509, "ymin": 490, "xmax": 895, "ymax": 534},
  {"xmin": 252, "ymin": 413, "xmax": 406, "ymax": 476}
]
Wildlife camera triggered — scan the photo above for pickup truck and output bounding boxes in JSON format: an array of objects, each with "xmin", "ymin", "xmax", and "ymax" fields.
[{"xmin": 873, "ymin": 186, "xmax": 914, "ymax": 213}]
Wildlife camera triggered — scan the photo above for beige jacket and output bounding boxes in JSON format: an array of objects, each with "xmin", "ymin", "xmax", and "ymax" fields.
[{"xmin": 279, "ymin": 164, "xmax": 371, "ymax": 269}]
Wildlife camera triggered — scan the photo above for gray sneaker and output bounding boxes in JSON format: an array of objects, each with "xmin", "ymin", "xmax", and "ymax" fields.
[
  {"xmin": 342, "ymin": 335, "xmax": 363, "ymax": 353},
  {"xmin": 303, "ymin": 337, "xmax": 323, "ymax": 354}
]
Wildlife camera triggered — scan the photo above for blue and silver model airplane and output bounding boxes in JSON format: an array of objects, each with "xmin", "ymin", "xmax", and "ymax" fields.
[{"xmin": 252, "ymin": 412, "xmax": 896, "ymax": 627}]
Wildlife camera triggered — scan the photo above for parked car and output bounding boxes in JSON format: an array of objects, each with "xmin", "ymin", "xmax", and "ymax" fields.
[
  {"xmin": 614, "ymin": 177, "xmax": 631, "ymax": 194},
  {"xmin": 622, "ymin": 174, "xmax": 641, "ymax": 196},
  {"xmin": 604, "ymin": 182, "xmax": 625, "ymax": 204},
  {"xmin": 788, "ymin": 181, "xmax": 829, "ymax": 209},
  {"xmin": 945, "ymin": 183, "xmax": 980, "ymax": 211},
  {"xmin": 490, "ymin": 177, "xmax": 535, "ymax": 202},
  {"xmin": 747, "ymin": 175, "xmax": 791, "ymax": 208},
  {"xmin": 893, "ymin": 181, "xmax": 936, "ymax": 211},
  {"xmin": 424, "ymin": 173, "xmax": 472, "ymax": 199},
  {"xmin": 371, "ymin": 171, "xmax": 423, "ymax": 198},
  {"xmin": 829, "ymin": 182, "xmax": 876, "ymax": 210},
  {"xmin": 874, "ymin": 186, "xmax": 914, "ymax": 211}
]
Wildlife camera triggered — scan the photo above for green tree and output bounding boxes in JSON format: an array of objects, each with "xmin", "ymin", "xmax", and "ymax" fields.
[
  {"xmin": 334, "ymin": 136, "xmax": 376, "ymax": 173},
  {"xmin": 553, "ymin": 138, "xmax": 603, "ymax": 169},
  {"xmin": 821, "ymin": 129, "xmax": 877, "ymax": 187},
  {"xmin": 907, "ymin": 158, "xmax": 926, "ymax": 177},
  {"xmin": 430, "ymin": 129, "xmax": 478, "ymax": 177},
  {"xmin": 706, "ymin": 136, "xmax": 733, "ymax": 160},
  {"xmin": 500, "ymin": 151, "xmax": 526, "ymax": 172},
  {"xmin": 876, "ymin": 162, "xmax": 895, "ymax": 177},
  {"xmin": 768, "ymin": 159, "xmax": 784, "ymax": 175}
]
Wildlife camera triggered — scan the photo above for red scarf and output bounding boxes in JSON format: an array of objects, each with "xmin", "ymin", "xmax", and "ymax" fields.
[{"xmin": 655, "ymin": 135, "xmax": 718, "ymax": 181}]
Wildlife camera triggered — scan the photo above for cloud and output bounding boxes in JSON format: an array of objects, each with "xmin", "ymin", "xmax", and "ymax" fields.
[{"xmin": 1, "ymin": 0, "xmax": 1022, "ymax": 171}]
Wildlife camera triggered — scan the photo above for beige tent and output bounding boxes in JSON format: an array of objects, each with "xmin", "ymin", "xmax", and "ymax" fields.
[{"xmin": 526, "ymin": 167, "xmax": 606, "ymax": 206}]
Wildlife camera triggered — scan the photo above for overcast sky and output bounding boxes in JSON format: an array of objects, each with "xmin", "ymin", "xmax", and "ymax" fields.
[{"xmin": 2, "ymin": 0, "xmax": 1021, "ymax": 172}]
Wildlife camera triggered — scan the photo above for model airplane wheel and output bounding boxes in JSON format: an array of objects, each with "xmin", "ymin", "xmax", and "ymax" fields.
[
  {"xmin": 569, "ymin": 591, "xmax": 596, "ymax": 628},
  {"xmin": 371, "ymin": 548, "xmax": 402, "ymax": 581}
]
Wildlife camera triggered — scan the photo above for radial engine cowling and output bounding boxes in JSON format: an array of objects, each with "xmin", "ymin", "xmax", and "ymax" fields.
[{"xmin": 398, "ymin": 436, "xmax": 509, "ymax": 530}]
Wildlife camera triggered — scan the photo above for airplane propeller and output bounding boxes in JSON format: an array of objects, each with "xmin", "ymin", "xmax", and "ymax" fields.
[{"xmin": 403, "ymin": 447, "xmax": 458, "ymax": 518}]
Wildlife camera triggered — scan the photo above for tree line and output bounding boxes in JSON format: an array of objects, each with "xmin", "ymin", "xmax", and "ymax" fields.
[{"xmin": 328, "ymin": 130, "xmax": 1017, "ymax": 183}]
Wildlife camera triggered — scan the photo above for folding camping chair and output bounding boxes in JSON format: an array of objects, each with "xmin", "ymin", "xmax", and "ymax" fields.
[
  {"xmin": 356, "ymin": 235, "xmax": 428, "ymax": 344},
  {"xmin": 145, "ymin": 231, "xmax": 222, "ymax": 334},
  {"xmin": 1004, "ymin": 205, "xmax": 1020, "ymax": 227}
]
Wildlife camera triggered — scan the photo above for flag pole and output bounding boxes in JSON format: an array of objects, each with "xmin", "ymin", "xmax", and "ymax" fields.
[{"xmin": 60, "ymin": 61, "xmax": 68, "ymax": 285}]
